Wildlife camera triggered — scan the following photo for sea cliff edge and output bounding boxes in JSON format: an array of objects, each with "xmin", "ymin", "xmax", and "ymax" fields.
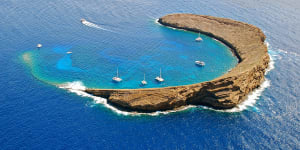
[{"xmin": 85, "ymin": 14, "xmax": 270, "ymax": 112}]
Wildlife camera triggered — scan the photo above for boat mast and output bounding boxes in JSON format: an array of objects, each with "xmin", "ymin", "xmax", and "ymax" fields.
[
  {"xmin": 144, "ymin": 73, "xmax": 146, "ymax": 81},
  {"xmin": 117, "ymin": 67, "xmax": 119, "ymax": 77},
  {"xmin": 160, "ymin": 68, "xmax": 162, "ymax": 78}
]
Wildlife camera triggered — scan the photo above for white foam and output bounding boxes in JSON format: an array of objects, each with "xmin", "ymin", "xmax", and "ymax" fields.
[
  {"xmin": 58, "ymin": 78, "xmax": 271, "ymax": 115},
  {"xmin": 265, "ymin": 41, "xmax": 270, "ymax": 48},
  {"xmin": 266, "ymin": 42, "xmax": 299, "ymax": 58},
  {"xmin": 277, "ymin": 48, "xmax": 300, "ymax": 57},
  {"xmin": 154, "ymin": 19, "xmax": 160, "ymax": 25},
  {"xmin": 81, "ymin": 20, "xmax": 114, "ymax": 32},
  {"xmin": 199, "ymin": 74, "xmax": 271, "ymax": 113},
  {"xmin": 59, "ymin": 81, "xmax": 86, "ymax": 90},
  {"xmin": 226, "ymin": 40, "xmax": 275, "ymax": 111},
  {"xmin": 265, "ymin": 41, "xmax": 276, "ymax": 74},
  {"xmin": 266, "ymin": 54, "xmax": 275, "ymax": 74},
  {"xmin": 199, "ymin": 41, "xmax": 275, "ymax": 113},
  {"xmin": 205, "ymin": 79, "xmax": 270, "ymax": 113},
  {"xmin": 222, "ymin": 40, "xmax": 275, "ymax": 112},
  {"xmin": 278, "ymin": 49, "xmax": 288, "ymax": 54},
  {"xmin": 58, "ymin": 81, "xmax": 196, "ymax": 116},
  {"xmin": 56, "ymin": 33, "xmax": 275, "ymax": 115},
  {"xmin": 155, "ymin": 19, "xmax": 185, "ymax": 31}
]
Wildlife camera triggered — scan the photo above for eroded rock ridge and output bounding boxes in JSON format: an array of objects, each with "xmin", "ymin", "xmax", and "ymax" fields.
[{"xmin": 86, "ymin": 14, "xmax": 269, "ymax": 112}]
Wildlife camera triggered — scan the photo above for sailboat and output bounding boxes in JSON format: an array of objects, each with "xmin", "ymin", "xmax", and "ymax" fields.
[
  {"xmin": 112, "ymin": 67, "xmax": 122, "ymax": 82},
  {"xmin": 195, "ymin": 33, "xmax": 202, "ymax": 42},
  {"xmin": 155, "ymin": 68, "xmax": 164, "ymax": 82},
  {"xmin": 141, "ymin": 73, "xmax": 147, "ymax": 85}
]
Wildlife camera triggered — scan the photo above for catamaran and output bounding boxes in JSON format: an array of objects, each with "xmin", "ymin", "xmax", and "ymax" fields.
[
  {"xmin": 195, "ymin": 33, "xmax": 202, "ymax": 42},
  {"xmin": 195, "ymin": 60, "xmax": 205, "ymax": 66},
  {"xmin": 141, "ymin": 73, "xmax": 147, "ymax": 85},
  {"xmin": 155, "ymin": 68, "xmax": 164, "ymax": 82},
  {"xmin": 112, "ymin": 67, "xmax": 122, "ymax": 82}
]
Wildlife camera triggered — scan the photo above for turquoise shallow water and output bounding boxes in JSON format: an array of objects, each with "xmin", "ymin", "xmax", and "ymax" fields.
[{"xmin": 23, "ymin": 23, "xmax": 237, "ymax": 89}]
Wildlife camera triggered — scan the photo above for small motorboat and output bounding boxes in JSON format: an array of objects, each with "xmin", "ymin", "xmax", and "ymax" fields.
[
  {"xmin": 195, "ymin": 33, "xmax": 202, "ymax": 42},
  {"xmin": 37, "ymin": 44, "xmax": 42, "ymax": 48},
  {"xmin": 112, "ymin": 67, "xmax": 122, "ymax": 82},
  {"xmin": 195, "ymin": 60, "xmax": 205, "ymax": 66},
  {"xmin": 80, "ymin": 19, "xmax": 86, "ymax": 23},
  {"xmin": 155, "ymin": 68, "xmax": 164, "ymax": 82},
  {"xmin": 141, "ymin": 73, "xmax": 147, "ymax": 85},
  {"xmin": 66, "ymin": 51, "xmax": 72, "ymax": 54}
]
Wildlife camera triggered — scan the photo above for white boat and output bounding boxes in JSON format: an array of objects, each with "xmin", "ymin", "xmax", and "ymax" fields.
[
  {"xmin": 80, "ymin": 19, "xmax": 86, "ymax": 23},
  {"xmin": 37, "ymin": 44, "xmax": 42, "ymax": 48},
  {"xmin": 195, "ymin": 33, "xmax": 202, "ymax": 42},
  {"xmin": 141, "ymin": 73, "xmax": 147, "ymax": 85},
  {"xmin": 155, "ymin": 68, "xmax": 164, "ymax": 82},
  {"xmin": 112, "ymin": 67, "xmax": 122, "ymax": 82},
  {"xmin": 195, "ymin": 60, "xmax": 205, "ymax": 66},
  {"xmin": 66, "ymin": 51, "xmax": 72, "ymax": 54}
]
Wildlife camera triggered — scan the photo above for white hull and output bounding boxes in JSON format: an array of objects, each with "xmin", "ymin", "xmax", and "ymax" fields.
[
  {"xmin": 195, "ymin": 61, "xmax": 205, "ymax": 66},
  {"xmin": 155, "ymin": 77, "xmax": 164, "ymax": 82},
  {"xmin": 195, "ymin": 37, "xmax": 202, "ymax": 42},
  {"xmin": 141, "ymin": 80, "xmax": 147, "ymax": 85},
  {"xmin": 37, "ymin": 44, "xmax": 42, "ymax": 48},
  {"xmin": 112, "ymin": 77, "xmax": 122, "ymax": 82}
]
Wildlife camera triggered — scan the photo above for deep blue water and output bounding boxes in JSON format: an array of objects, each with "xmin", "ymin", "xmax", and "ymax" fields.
[{"xmin": 0, "ymin": 0, "xmax": 299, "ymax": 149}]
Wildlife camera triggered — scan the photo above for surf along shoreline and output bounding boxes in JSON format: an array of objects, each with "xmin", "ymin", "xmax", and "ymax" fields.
[{"xmin": 85, "ymin": 13, "xmax": 270, "ymax": 113}]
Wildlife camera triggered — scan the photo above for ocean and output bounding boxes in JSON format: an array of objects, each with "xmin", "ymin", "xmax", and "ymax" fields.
[{"xmin": 0, "ymin": 0, "xmax": 299, "ymax": 149}]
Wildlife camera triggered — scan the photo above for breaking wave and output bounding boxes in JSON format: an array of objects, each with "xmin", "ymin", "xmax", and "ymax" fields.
[
  {"xmin": 201, "ymin": 78, "xmax": 271, "ymax": 113},
  {"xmin": 155, "ymin": 19, "xmax": 185, "ymax": 31},
  {"xmin": 58, "ymin": 81, "xmax": 195, "ymax": 116},
  {"xmin": 56, "ymin": 33, "xmax": 276, "ymax": 116},
  {"xmin": 199, "ymin": 41, "xmax": 275, "ymax": 113}
]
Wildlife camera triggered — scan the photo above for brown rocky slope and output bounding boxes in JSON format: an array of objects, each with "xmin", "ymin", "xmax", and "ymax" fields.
[{"xmin": 85, "ymin": 14, "xmax": 269, "ymax": 112}]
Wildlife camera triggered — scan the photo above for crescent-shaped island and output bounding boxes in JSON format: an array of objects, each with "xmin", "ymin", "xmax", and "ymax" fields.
[{"xmin": 86, "ymin": 13, "xmax": 270, "ymax": 112}]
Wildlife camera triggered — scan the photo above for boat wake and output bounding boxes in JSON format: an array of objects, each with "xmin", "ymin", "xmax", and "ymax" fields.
[
  {"xmin": 81, "ymin": 20, "xmax": 114, "ymax": 32},
  {"xmin": 278, "ymin": 48, "xmax": 300, "ymax": 58}
]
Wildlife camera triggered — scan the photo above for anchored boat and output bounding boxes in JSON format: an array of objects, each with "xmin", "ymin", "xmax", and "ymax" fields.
[
  {"xmin": 195, "ymin": 60, "xmax": 205, "ymax": 66},
  {"xmin": 112, "ymin": 67, "xmax": 122, "ymax": 82},
  {"xmin": 155, "ymin": 68, "xmax": 164, "ymax": 82},
  {"xmin": 141, "ymin": 73, "xmax": 147, "ymax": 85},
  {"xmin": 195, "ymin": 33, "xmax": 202, "ymax": 42}
]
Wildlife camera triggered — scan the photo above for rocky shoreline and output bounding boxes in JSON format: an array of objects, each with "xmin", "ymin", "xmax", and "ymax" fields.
[{"xmin": 86, "ymin": 13, "xmax": 269, "ymax": 112}]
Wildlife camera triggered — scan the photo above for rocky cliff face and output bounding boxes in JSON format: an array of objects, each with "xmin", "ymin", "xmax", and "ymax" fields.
[{"xmin": 86, "ymin": 14, "xmax": 269, "ymax": 112}]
